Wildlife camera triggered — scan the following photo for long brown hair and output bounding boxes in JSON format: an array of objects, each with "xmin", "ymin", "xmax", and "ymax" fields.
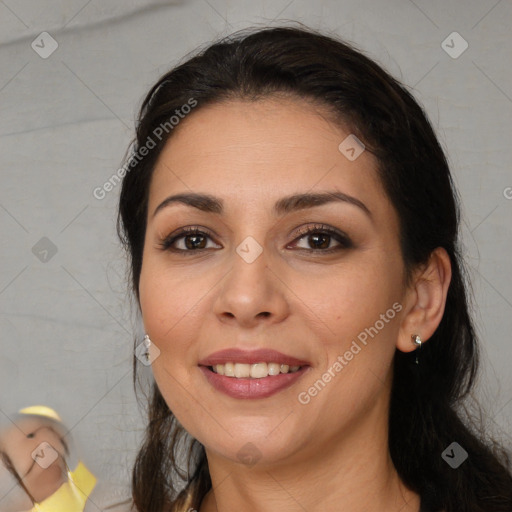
[{"xmin": 117, "ymin": 24, "xmax": 512, "ymax": 511}]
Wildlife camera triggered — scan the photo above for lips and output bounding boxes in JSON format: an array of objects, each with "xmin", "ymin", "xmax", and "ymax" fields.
[
  {"xmin": 198, "ymin": 348, "xmax": 311, "ymax": 399},
  {"xmin": 198, "ymin": 348, "xmax": 310, "ymax": 367},
  {"xmin": 199, "ymin": 365, "xmax": 310, "ymax": 399}
]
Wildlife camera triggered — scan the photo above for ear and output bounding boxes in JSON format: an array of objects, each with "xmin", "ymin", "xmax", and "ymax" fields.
[{"xmin": 396, "ymin": 247, "xmax": 452, "ymax": 353}]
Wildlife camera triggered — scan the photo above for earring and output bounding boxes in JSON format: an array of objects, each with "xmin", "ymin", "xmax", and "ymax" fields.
[
  {"xmin": 143, "ymin": 334, "xmax": 152, "ymax": 363},
  {"xmin": 411, "ymin": 334, "xmax": 422, "ymax": 365}
]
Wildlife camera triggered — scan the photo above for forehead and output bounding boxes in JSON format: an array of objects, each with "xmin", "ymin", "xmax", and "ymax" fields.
[{"xmin": 149, "ymin": 97, "xmax": 385, "ymax": 216}]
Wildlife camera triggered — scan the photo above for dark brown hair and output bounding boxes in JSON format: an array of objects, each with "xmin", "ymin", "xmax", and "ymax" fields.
[{"xmin": 117, "ymin": 24, "xmax": 512, "ymax": 512}]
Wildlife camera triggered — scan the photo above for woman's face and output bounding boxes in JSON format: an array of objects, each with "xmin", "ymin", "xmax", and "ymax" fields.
[{"xmin": 139, "ymin": 96, "xmax": 409, "ymax": 466}]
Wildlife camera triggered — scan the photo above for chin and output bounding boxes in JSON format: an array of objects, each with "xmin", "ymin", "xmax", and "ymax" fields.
[{"xmin": 201, "ymin": 426, "xmax": 304, "ymax": 467}]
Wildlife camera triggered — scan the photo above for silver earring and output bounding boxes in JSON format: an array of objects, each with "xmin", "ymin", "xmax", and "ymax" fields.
[
  {"xmin": 143, "ymin": 334, "xmax": 151, "ymax": 363},
  {"xmin": 411, "ymin": 334, "xmax": 422, "ymax": 365}
]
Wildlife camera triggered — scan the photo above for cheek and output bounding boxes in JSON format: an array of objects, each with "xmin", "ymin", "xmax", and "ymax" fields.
[
  {"xmin": 293, "ymin": 254, "xmax": 402, "ymax": 339},
  {"xmin": 292, "ymin": 256, "xmax": 403, "ymax": 408},
  {"xmin": 139, "ymin": 260, "xmax": 205, "ymax": 341},
  {"xmin": 138, "ymin": 254, "xmax": 209, "ymax": 410}
]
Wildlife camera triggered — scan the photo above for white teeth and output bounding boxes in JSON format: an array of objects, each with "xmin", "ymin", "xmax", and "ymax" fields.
[
  {"xmin": 268, "ymin": 363, "xmax": 281, "ymax": 376},
  {"xmin": 250, "ymin": 363, "xmax": 268, "ymax": 379},
  {"xmin": 210, "ymin": 362, "xmax": 303, "ymax": 378},
  {"xmin": 224, "ymin": 362, "xmax": 235, "ymax": 377},
  {"xmin": 234, "ymin": 363, "xmax": 250, "ymax": 378}
]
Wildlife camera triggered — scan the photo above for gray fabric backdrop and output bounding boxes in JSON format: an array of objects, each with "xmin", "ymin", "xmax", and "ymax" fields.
[{"xmin": 1, "ymin": 0, "xmax": 511, "ymax": 486}]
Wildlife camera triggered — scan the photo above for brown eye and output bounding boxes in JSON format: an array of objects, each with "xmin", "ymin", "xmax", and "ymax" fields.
[
  {"xmin": 290, "ymin": 223, "xmax": 353, "ymax": 253},
  {"xmin": 159, "ymin": 226, "xmax": 220, "ymax": 253},
  {"xmin": 26, "ymin": 432, "xmax": 35, "ymax": 438}
]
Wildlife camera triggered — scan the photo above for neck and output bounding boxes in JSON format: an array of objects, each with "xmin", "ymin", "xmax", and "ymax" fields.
[{"xmin": 200, "ymin": 392, "xmax": 420, "ymax": 512}]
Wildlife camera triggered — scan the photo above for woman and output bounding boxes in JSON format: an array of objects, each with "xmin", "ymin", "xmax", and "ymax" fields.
[{"xmin": 117, "ymin": 25, "xmax": 512, "ymax": 511}]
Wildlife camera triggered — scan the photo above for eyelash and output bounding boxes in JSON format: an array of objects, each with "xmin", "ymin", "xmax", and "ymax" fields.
[{"xmin": 158, "ymin": 223, "xmax": 353, "ymax": 255}]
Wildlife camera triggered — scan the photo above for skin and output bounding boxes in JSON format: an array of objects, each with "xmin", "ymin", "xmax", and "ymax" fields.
[
  {"xmin": 0, "ymin": 417, "xmax": 68, "ymax": 504},
  {"xmin": 138, "ymin": 96, "xmax": 451, "ymax": 512}
]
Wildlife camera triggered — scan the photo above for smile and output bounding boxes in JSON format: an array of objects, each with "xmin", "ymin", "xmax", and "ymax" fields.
[
  {"xmin": 199, "ymin": 364, "xmax": 310, "ymax": 399},
  {"xmin": 210, "ymin": 362, "xmax": 302, "ymax": 378}
]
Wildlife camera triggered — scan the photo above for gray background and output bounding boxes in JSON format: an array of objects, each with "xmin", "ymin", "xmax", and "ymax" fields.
[{"xmin": 1, "ymin": 0, "xmax": 511, "ymax": 487}]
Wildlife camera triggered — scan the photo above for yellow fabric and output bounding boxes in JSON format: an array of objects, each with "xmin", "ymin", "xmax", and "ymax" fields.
[
  {"xmin": 31, "ymin": 462, "xmax": 97, "ymax": 512},
  {"xmin": 18, "ymin": 406, "xmax": 62, "ymax": 423}
]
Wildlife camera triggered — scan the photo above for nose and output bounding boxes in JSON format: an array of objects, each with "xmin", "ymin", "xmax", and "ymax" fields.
[{"xmin": 212, "ymin": 242, "xmax": 290, "ymax": 329}]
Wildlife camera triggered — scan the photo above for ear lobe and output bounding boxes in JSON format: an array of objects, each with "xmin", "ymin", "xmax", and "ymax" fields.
[{"xmin": 396, "ymin": 247, "xmax": 452, "ymax": 353}]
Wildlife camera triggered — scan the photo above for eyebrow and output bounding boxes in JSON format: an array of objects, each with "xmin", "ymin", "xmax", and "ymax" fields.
[{"xmin": 153, "ymin": 190, "xmax": 372, "ymax": 219}]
